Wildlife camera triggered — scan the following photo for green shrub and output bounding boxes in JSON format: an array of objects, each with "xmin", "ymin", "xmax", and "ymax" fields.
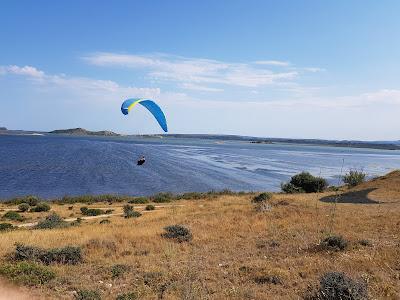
[
  {"xmin": 125, "ymin": 211, "xmax": 142, "ymax": 218},
  {"xmin": 0, "ymin": 261, "xmax": 55, "ymax": 285},
  {"xmin": 151, "ymin": 192, "xmax": 174, "ymax": 203},
  {"xmin": 308, "ymin": 272, "xmax": 368, "ymax": 300},
  {"xmin": 30, "ymin": 202, "xmax": 51, "ymax": 212},
  {"xmin": 145, "ymin": 204, "xmax": 155, "ymax": 211},
  {"xmin": 280, "ymin": 182, "xmax": 304, "ymax": 194},
  {"xmin": 18, "ymin": 203, "xmax": 30, "ymax": 212},
  {"xmin": 343, "ymin": 170, "xmax": 366, "ymax": 187},
  {"xmin": 111, "ymin": 264, "xmax": 129, "ymax": 279},
  {"xmin": 123, "ymin": 204, "xmax": 133, "ymax": 215},
  {"xmin": 162, "ymin": 225, "xmax": 192, "ymax": 243},
  {"xmin": 3, "ymin": 211, "xmax": 24, "ymax": 221},
  {"xmin": 0, "ymin": 223, "xmax": 14, "ymax": 231},
  {"xmin": 4, "ymin": 195, "xmax": 40, "ymax": 206},
  {"xmin": 14, "ymin": 243, "xmax": 82, "ymax": 265},
  {"xmin": 123, "ymin": 205, "xmax": 141, "ymax": 218},
  {"xmin": 116, "ymin": 292, "xmax": 138, "ymax": 300},
  {"xmin": 26, "ymin": 196, "xmax": 39, "ymax": 206},
  {"xmin": 74, "ymin": 289, "xmax": 101, "ymax": 300},
  {"xmin": 281, "ymin": 172, "xmax": 327, "ymax": 193},
  {"xmin": 128, "ymin": 197, "xmax": 149, "ymax": 204},
  {"xmin": 80, "ymin": 207, "xmax": 104, "ymax": 216},
  {"xmin": 35, "ymin": 213, "xmax": 68, "ymax": 229},
  {"xmin": 252, "ymin": 192, "xmax": 273, "ymax": 203},
  {"xmin": 320, "ymin": 235, "xmax": 348, "ymax": 251}
]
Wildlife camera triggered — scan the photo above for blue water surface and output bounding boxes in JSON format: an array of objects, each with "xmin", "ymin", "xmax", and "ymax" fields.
[{"xmin": 1, "ymin": 135, "xmax": 399, "ymax": 199}]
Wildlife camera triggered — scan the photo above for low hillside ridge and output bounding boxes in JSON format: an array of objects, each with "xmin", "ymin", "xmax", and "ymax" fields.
[{"xmin": 49, "ymin": 128, "xmax": 120, "ymax": 136}]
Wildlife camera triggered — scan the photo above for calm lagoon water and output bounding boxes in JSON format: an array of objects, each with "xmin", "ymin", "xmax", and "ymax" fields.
[{"xmin": 1, "ymin": 135, "xmax": 400, "ymax": 199}]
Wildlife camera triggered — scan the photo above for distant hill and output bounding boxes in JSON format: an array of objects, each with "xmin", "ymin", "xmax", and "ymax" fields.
[
  {"xmin": 0, "ymin": 127, "xmax": 7, "ymax": 131},
  {"xmin": 49, "ymin": 128, "xmax": 120, "ymax": 136}
]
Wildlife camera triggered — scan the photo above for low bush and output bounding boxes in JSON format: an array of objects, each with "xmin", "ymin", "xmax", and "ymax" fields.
[
  {"xmin": 99, "ymin": 219, "xmax": 111, "ymax": 224},
  {"xmin": 14, "ymin": 243, "xmax": 83, "ymax": 265},
  {"xmin": 111, "ymin": 264, "xmax": 129, "ymax": 279},
  {"xmin": 4, "ymin": 195, "xmax": 40, "ymax": 206},
  {"xmin": 281, "ymin": 172, "xmax": 327, "ymax": 193},
  {"xmin": 0, "ymin": 223, "xmax": 14, "ymax": 231},
  {"xmin": 307, "ymin": 272, "xmax": 368, "ymax": 300},
  {"xmin": 281, "ymin": 182, "xmax": 304, "ymax": 194},
  {"xmin": 74, "ymin": 289, "xmax": 101, "ymax": 300},
  {"xmin": 161, "ymin": 225, "xmax": 192, "ymax": 243},
  {"xmin": 0, "ymin": 261, "xmax": 55, "ymax": 285},
  {"xmin": 252, "ymin": 192, "xmax": 272, "ymax": 203},
  {"xmin": 125, "ymin": 211, "xmax": 142, "ymax": 218},
  {"xmin": 105, "ymin": 209, "xmax": 114, "ymax": 214},
  {"xmin": 80, "ymin": 207, "xmax": 105, "ymax": 216},
  {"xmin": 151, "ymin": 192, "xmax": 174, "ymax": 203},
  {"xmin": 25, "ymin": 196, "xmax": 39, "ymax": 206},
  {"xmin": 343, "ymin": 170, "xmax": 366, "ymax": 187},
  {"xmin": 128, "ymin": 197, "xmax": 149, "ymax": 204},
  {"xmin": 116, "ymin": 292, "xmax": 138, "ymax": 300},
  {"xmin": 3, "ymin": 211, "xmax": 24, "ymax": 222},
  {"xmin": 320, "ymin": 235, "xmax": 348, "ymax": 251},
  {"xmin": 145, "ymin": 204, "xmax": 155, "ymax": 211},
  {"xmin": 30, "ymin": 202, "xmax": 51, "ymax": 212},
  {"xmin": 34, "ymin": 213, "xmax": 69, "ymax": 229},
  {"xmin": 18, "ymin": 203, "xmax": 30, "ymax": 212}
]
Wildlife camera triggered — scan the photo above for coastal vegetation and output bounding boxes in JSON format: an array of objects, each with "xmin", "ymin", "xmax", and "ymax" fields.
[
  {"xmin": 0, "ymin": 171, "xmax": 399, "ymax": 298},
  {"xmin": 281, "ymin": 172, "xmax": 328, "ymax": 193}
]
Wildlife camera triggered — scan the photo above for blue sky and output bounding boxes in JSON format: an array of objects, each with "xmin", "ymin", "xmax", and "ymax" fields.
[{"xmin": 1, "ymin": 1, "xmax": 399, "ymax": 140}]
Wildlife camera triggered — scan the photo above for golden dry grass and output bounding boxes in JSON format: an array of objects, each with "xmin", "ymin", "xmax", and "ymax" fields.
[{"xmin": 0, "ymin": 173, "xmax": 399, "ymax": 299}]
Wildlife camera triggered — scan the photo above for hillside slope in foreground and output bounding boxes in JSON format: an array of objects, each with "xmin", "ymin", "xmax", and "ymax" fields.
[{"xmin": 0, "ymin": 171, "xmax": 399, "ymax": 299}]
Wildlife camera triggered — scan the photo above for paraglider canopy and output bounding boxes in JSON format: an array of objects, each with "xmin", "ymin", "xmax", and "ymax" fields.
[{"xmin": 121, "ymin": 98, "xmax": 168, "ymax": 132}]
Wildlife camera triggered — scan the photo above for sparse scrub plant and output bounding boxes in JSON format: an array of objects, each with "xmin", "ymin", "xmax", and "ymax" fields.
[
  {"xmin": 145, "ymin": 204, "xmax": 155, "ymax": 211},
  {"xmin": 99, "ymin": 219, "xmax": 110, "ymax": 224},
  {"xmin": 3, "ymin": 211, "xmax": 24, "ymax": 221},
  {"xmin": 306, "ymin": 272, "xmax": 368, "ymax": 300},
  {"xmin": 30, "ymin": 202, "xmax": 51, "ymax": 212},
  {"xmin": 0, "ymin": 261, "xmax": 55, "ymax": 285},
  {"xmin": 123, "ymin": 205, "xmax": 141, "ymax": 218},
  {"xmin": 343, "ymin": 170, "xmax": 366, "ymax": 187},
  {"xmin": 152, "ymin": 192, "xmax": 174, "ymax": 203},
  {"xmin": 320, "ymin": 235, "xmax": 348, "ymax": 251},
  {"xmin": 80, "ymin": 207, "xmax": 104, "ymax": 216},
  {"xmin": 13, "ymin": 243, "xmax": 82, "ymax": 265},
  {"xmin": 162, "ymin": 225, "xmax": 192, "ymax": 242},
  {"xmin": 252, "ymin": 192, "xmax": 272, "ymax": 203},
  {"xmin": 128, "ymin": 197, "xmax": 149, "ymax": 204},
  {"xmin": 0, "ymin": 223, "xmax": 14, "ymax": 231},
  {"xmin": 34, "ymin": 213, "xmax": 69, "ymax": 229},
  {"xmin": 18, "ymin": 203, "xmax": 30, "ymax": 212}
]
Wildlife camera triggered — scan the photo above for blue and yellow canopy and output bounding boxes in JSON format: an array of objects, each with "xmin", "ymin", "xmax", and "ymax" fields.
[{"xmin": 121, "ymin": 98, "xmax": 168, "ymax": 132}]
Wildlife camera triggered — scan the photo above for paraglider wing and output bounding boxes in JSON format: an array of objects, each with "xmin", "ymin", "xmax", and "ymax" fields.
[{"xmin": 121, "ymin": 98, "xmax": 168, "ymax": 132}]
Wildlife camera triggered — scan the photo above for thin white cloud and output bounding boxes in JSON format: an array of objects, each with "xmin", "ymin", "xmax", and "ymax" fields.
[
  {"xmin": 83, "ymin": 52, "xmax": 299, "ymax": 89},
  {"xmin": 1, "ymin": 65, "xmax": 45, "ymax": 78},
  {"xmin": 180, "ymin": 83, "xmax": 224, "ymax": 92},
  {"xmin": 0, "ymin": 64, "xmax": 160, "ymax": 100},
  {"xmin": 254, "ymin": 60, "xmax": 290, "ymax": 66}
]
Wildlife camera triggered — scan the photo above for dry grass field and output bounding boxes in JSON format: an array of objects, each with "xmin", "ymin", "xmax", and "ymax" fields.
[{"xmin": 0, "ymin": 171, "xmax": 399, "ymax": 299}]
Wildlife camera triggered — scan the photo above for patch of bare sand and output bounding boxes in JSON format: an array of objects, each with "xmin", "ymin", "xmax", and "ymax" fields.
[{"xmin": 0, "ymin": 280, "xmax": 34, "ymax": 300}]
